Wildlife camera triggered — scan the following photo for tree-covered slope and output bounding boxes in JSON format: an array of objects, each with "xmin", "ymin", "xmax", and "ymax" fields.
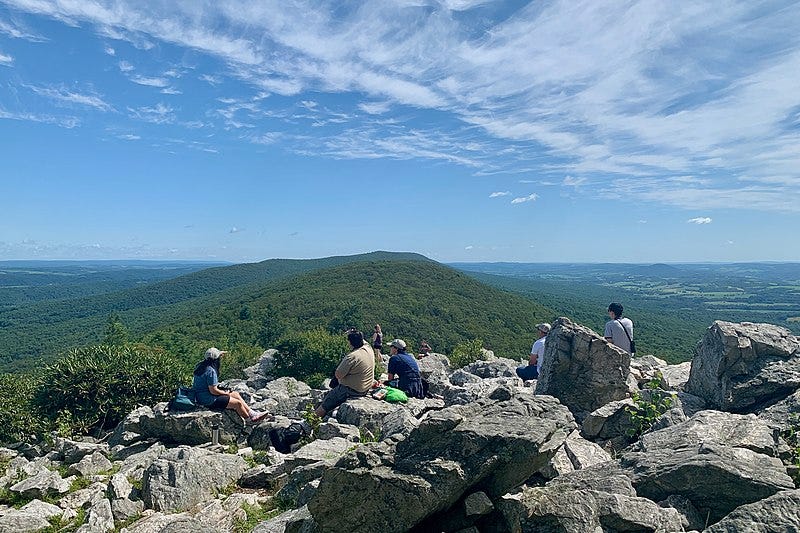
[
  {"xmin": 0, "ymin": 252, "xmax": 431, "ymax": 371},
  {"xmin": 141, "ymin": 260, "xmax": 556, "ymax": 365}
]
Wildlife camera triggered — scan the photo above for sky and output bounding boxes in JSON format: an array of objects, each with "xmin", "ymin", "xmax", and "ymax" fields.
[{"xmin": 0, "ymin": 0, "xmax": 799, "ymax": 263}]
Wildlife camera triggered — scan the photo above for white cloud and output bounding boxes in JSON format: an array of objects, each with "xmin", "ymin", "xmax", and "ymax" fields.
[
  {"xmin": 358, "ymin": 101, "xmax": 391, "ymax": 115},
  {"xmin": 29, "ymin": 85, "xmax": 113, "ymax": 111},
  {"xmin": 130, "ymin": 75, "xmax": 169, "ymax": 88},
  {"xmin": 489, "ymin": 191, "xmax": 510, "ymax": 198},
  {"xmin": 687, "ymin": 217, "xmax": 712, "ymax": 224},
  {"xmin": 160, "ymin": 87, "xmax": 182, "ymax": 95},
  {"xmin": 464, "ymin": 245, "xmax": 473, "ymax": 250},
  {"xmin": 562, "ymin": 175, "xmax": 587, "ymax": 187},
  {"xmin": 0, "ymin": 107, "xmax": 79, "ymax": 128},
  {"xmin": 638, "ymin": 219, "xmax": 647, "ymax": 224},
  {"xmin": 200, "ymin": 74, "xmax": 222, "ymax": 85},
  {"xmin": 0, "ymin": 51, "xmax": 13, "ymax": 65},
  {"xmin": 229, "ymin": 226, "xmax": 243, "ymax": 233},
  {"xmin": 104, "ymin": 46, "xmax": 115, "ymax": 56},
  {"xmin": 128, "ymin": 103, "xmax": 174, "ymax": 124},
  {"xmin": 118, "ymin": 60, "xmax": 134, "ymax": 72},
  {"xmin": 0, "ymin": 18, "xmax": 46, "ymax": 41},
  {"xmin": 118, "ymin": 133, "xmax": 140, "ymax": 140},
  {"xmin": 511, "ymin": 193, "xmax": 539, "ymax": 204}
]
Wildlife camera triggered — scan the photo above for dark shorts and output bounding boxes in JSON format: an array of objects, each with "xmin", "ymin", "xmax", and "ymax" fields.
[
  {"xmin": 516, "ymin": 365, "xmax": 539, "ymax": 381},
  {"xmin": 209, "ymin": 394, "xmax": 231, "ymax": 410},
  {"xmin": 320, "ymin": 384, "xmax": 367, "ymax": 413}
]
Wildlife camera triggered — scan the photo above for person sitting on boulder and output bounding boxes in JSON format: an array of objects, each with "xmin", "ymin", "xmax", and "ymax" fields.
[
  {"xmin": 315, "ymin": 329, "xmax": 375, "ymax": 418},
  {"xmin": 604, "ymin": 302, "xmax": 635, "ymax": 354},
  {"xmin": 192, "ymin": 347, "xmax": 270, "ymax": 424},
  {"xmin": 386, "ymin": 339, "xmax": 424, "ymax": 399},
  {"xmin": 418, "ymin": 339, "xmax": 432, "ymax": 357},
  {"xmin": 516, "ymin": 323, "xmax": 551, "ymax": 381}
]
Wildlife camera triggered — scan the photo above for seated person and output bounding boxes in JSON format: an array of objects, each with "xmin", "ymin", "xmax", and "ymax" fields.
[
  {"xmin": 418, "ymin": 339, "xmax": 432, "ymax": 357},
  {"xmin": 516, "ymin": 323, "xmax": 551, "ymax": 381},
  {"xmin": 387, "ymin": 339, "xmax": 424, "ymax": 399},
  {"xmin": 192, "ymin": 347, "xmax": 269, "ymax": 423},
  {"xmin": 315, "ymin": 329, "xmax": 375, "ymax": 417}
]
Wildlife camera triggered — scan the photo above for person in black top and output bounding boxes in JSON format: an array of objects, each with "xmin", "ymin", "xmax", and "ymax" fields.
[{"xmin": 372, "ymin": 324, "xmax": 383, "ymax": 362}]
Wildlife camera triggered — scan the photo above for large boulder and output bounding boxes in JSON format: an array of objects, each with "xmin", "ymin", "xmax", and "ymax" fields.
[
  {"xmin": 635, "ymin": 410, "xmax": 779, "ymax": 457},
  {"xmin": 142, "ymin": 446, "xmax": 248, "ymax": 512},
  {"xmin": 686, "ymin": 321, "xmax": 800, "ymax": 412},
  {"xmin": 535, "ymin": 317, "xmax": 631, "ymax": 421},
  {"xmin": 758, "ymin": 388, "xmax": 800, "ymax": 432},
  {"xmin": 9, "ymin": 469, "xmax": 70, "ymax": 499},
  {"xmin": 335, "ymin": 397, "xmax": 400, "ymax": 433},
  {"xmin": 463, "ymin": 358, "xmax": 518, "ymax": 379},
  {"xmin": 137, "ymin": 402, "xmax": 247, "ymax": 445},
  {"xmin": 705, "ymin": 489, "xmax": 800, "ymax": 532},
  {"xmin": 661, "ymin": 361, "xmax": 692, "ymax": 391},
  {"xmin": 620, "ymin": 442, "xmax": 794, "ymax": 524},
  {"xmin": 308, "ymin": 393, "xmax": 575, "ymax": 532}
]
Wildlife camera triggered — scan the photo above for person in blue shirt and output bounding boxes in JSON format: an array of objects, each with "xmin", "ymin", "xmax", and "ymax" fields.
[
  {"xmin": 386, "ymin": 339, "xmax": 424, "ymax": 399},
  {"xmin": 192, "ymin": 347, "xmax": 269, "ymax": 423}
]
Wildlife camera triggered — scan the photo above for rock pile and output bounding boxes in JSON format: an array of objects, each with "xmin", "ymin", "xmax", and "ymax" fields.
[{"xmin": 1, "ymin": 320, "xmax": 799, "ymax": 532}]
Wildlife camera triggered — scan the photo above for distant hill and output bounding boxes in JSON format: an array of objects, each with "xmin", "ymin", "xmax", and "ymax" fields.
[
  {"xmin": 0, "ymin": 252, "xmax": 433, "ymax": 371},
  {"xmin": 140, "ymin": 260, "xmax": 555, "ymax": 366}
]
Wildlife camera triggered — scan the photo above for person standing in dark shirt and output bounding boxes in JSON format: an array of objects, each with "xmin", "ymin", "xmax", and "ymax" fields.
[{"xmin": 386, "ymin": 339, "xmax": 424, "ymax": 399}]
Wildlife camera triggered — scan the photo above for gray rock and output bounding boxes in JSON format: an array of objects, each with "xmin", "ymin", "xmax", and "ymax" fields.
[
  {"xmin": 252, "ymin": 506, "xmax": 313, "ymax": 533},
  {"xmin": 239, "ymin": 464, "xmax": 288, "ymax": 492},
  {"xmin": 562, "ymin": 430, "xmax": 612, "ymax": 469},
  {"xmin": 659, "ymin": 494, "xmax": 705, "ymax": 532},
  {"xmin": 0, "ymin": 510, "xmax": 51, "ymax": 533},
  {"xmin": 68, "ymin": 450, "xmax": 114, "ymax": 477},
  {"xmin": 10, "ymin": 469, "xmax": 70, "ymax": 499},
  {"xmin": 142, "ymin": 446, "xmax": 248, "ymax": 512},
  {"xmin": 464, "ymin": 491, "xmax": 493, "ymax": 517},
  {"xmin": 108, "ymin": 473, "xmax": 133, "ymax": 500},
  {"xmin": 536, "ymin": 317, "xmax": 632, "ymax": 421},
  {"xmin": 111, "ymin": 498, "xmax": 144, "ymax": 522},
  {"xmin": 259, "ymin": 377, "xmax": 312, "ymax": 398},
  {"xmin": 686, "ymin": 320, "xmax": 800, "ymax": 413},
  {"xmin": 629, "ymin": 355, "xmax": 668, "ymax": 386},
  {"xmin": 308, "ymin": 394, "xmax": 575, "ymax": 532},
  {"xmin": 537, "ymin": 444, "xmax": 574, "ymax": 479},
  {"xmin": 417, "ymin": 353, "xmax": 451, "ymax": 377},
  {"xmin": 636, "ymin": 410, "xmax": 779, "ymax": 457},
  {"xmin": 758, "ymin": 388, "xmax": 800, "ymax": 432},
  {"xmin": 58, "ymin": 439, "xmax": 110, "ymax": 465},
  {"xmin": 496, "ymin": 484, "xmax": 684, "ymax": 533},
  {"xmin": 19, "ymin": 499, "xmax": 63, "ymax": 519},
  {"xmin": 621, "ymin": 442, "xmax": 794, "ymax": 523},
  {"xmin": 108, "ymin": 406, "xmax": 153, "ymax": 447},
  {"xmin": 661, "ymin": 361, "xmax": 692, "ymax": 391},
  {"xmin": 379, "ymin": 407, "xmax": 419, "ymax": 440},
  {"xmin": 335, "ymin": 398, "xmax": 399, "ymax": 432},
  {"xmin": 705, "ymin": 489, "xmax": 800, "ymax": 532},
  {"xmin": 547, "ymin": 462, "xmax": 637, "ymax": 496},
  {"xmin": 57, "ymin": 482, "xmax": 106, "ymax": 510},
  {"xmin": 449, "ymin": 369, "xmax": 483, "ymax": 387},
  {"xmin": 275, "ymin": 461, "xmax": 328, "ymax": 508},
  {"xmin": 120, "ymin": 500, "xmax": 234, "ymax": 533},
  {"xmin": 316, "ymin": 421, "xmax": 360, "ymax": 442},
  {"xmin": 581, "ymin": 398, "xmax": 636, "ymax": 440},
  {"xmin": 282, "ymin": 437, "xmax": 354, "ymax": 471},
  {"xmin": 463, "ymin": 358, "xmax": 518, "ymax": 379},
  {"xmin": 137, "ymin": 403, "xmax": 247, "ymax": 446},
  {"xmin": 76, "ymin": 498, "xmax": 114, "ymax": 533},
  {"xmin": 118, "ymin": 443, "xmax": 165, "ymax": 482}
]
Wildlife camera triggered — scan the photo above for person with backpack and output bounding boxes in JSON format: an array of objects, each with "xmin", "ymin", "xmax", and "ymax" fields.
[
  {"xmin": 386, "ymin": 339, "xmax": 424, "ymax": 399},
  {"xmin": 192, "ymin": 347, "xmax": 270, "ymax": 423},
  {"xmin": 604, "ymin": 303, "xmax": 635, "ymax": 354}
]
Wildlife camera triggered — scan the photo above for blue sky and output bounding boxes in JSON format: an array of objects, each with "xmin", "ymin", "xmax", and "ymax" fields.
[{"xmin": 1, "ymin": 0, "xmax": 799, "ymax": 263}]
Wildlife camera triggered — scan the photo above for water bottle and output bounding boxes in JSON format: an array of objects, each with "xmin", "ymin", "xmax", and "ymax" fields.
[{"xmin": 211, "ymin": 423, "xmax": 220, "ymax": 445}]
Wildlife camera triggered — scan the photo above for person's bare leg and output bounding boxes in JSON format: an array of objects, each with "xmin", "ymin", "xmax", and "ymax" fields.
[
  {"xmin": 227, "ymin": 397, "xmax": 249, "ymax": 418},
  {"xmin": 229, "ymin": 391, "xmax": 243, "ymax": 401}
]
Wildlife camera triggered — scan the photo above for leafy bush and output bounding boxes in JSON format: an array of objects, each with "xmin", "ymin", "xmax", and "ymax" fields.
[
  {"xmin": 273, "ymin": 329, "xmax": 350, "ymax": 388},
  {"xmin": 625, "ymin": 373, "xmax": 675, "ymax": 439},
  {"xmin": 781, "ymin": 414, "xmax": 800, "ymax": 484},
  {"xmin": 33, "ymin": 345, "xmax": 186, "ymax": 436},
  {"xmin": 449, "ymin": 339, "xmax": 485, "ymax": 369},
  {"xmin": 0, "ymin": 373, "xmax": 47, "ymax": 444}
]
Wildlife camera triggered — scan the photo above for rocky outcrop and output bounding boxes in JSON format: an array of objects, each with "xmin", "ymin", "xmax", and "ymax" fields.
[
  {"xmin": 142, "ymin": 446, "xmax": 248, "ymax": 512},
  {"xmin": 308, "ymin": 393, "xmax": 575, "ymax": 532},
  {"xmin": 686, "ymin": 320, "xmax": 800, "ymax": 412},
  {"xmin": 136, "ymin": 403, "xmax": 248, "ymax": 446},
  {"xmin": 705, "ymin": 489, "xmax": 800, "ymax": 532},
  {"xmin": 536, "ymin": 317, "xmax": 632, "ymax": 420}
]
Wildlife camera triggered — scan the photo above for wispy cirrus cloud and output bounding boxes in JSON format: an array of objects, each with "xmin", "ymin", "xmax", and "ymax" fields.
[
  {"xmin": 0, "ymin": 17, "xmax": 46, "ymax": 41},
  {"xmin": 687, "ymin": 217, "xmax": 712, "ymax": 224},
  {"xmin": 3, "ymin": 0, "xmax": 800, "ymax": 212},
  {"xmin": 28, "ymin": 85, "xmax": 113, "ymax": 111},
  {"xmin": 127, "ymin": 103, "xmax": 174, "ymax": 124},
  {"xmin": 489, "ymin": 191, "xmax": 510, "ymax": 198},
  {"xmin": 511, "ymin": 193, "xmax": 538, "ymax": 204},
  {"xmin": 129, "ymin": 75, "xmax": 169, "ymax": 88},
  {"xmin": 0, "ymin": 51, "xmax": 12, "ymax": 65}
]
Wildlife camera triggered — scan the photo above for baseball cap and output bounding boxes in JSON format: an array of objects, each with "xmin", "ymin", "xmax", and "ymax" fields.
[
  {"xmin": 389, "ymin": 339, "xmax": 407, "ymax": 350},
  {"xmin": 205, "ymin": 347, "xmax": 228, "ymax": 359},
  {"xmin": 536, "ymin": 323, "xmax": 552, "ymax": 334}
]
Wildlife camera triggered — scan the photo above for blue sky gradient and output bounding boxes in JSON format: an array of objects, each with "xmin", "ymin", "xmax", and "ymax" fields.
[{"xmin": 1, "ymin": 0, "xmax": 799, "ymax": 262}]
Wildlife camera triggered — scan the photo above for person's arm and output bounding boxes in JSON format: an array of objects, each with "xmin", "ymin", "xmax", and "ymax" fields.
[
  {"xmin": 205, "ymin": 368, "xmax": 225, "ymax": 396},
  {"xmin": 386, "ymin": 355, "xmax": 397, "ymax": 381},
  {"xmin": 335, "ymin": 354, "xmax": 353, "ymax": 381},
  {"xmin": 603, "ymin": 322, "xmax": 614, "ymax": 342},
  {"xmin": 208, "ymin": 384, "xmax": 226, "ymax": 396}
]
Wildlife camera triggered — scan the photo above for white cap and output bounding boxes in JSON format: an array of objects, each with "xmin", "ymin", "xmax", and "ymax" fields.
[
  {"xmin": 205, "ymin": 347, "xmax": 228, "ymax": 359},
  {"xmin": 389, "ymin": 339, "xmax": 407, "ymax": 350},
  {"xmin": 536, "ymin": 323, "xmax": 552, "ymax": 334}
]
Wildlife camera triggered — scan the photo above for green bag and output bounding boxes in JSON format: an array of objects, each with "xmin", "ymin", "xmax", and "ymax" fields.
[
  {"xmin": 168, "ymin": 386, "xmax": 197, "ymax": 411},
  {"xmin": 384, "ymin": 386, "xmax": 408, "ymax": 404}
]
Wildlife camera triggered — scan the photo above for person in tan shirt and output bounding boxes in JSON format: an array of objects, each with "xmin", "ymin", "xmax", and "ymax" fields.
[{"xmin": 315, "ymin": 329, "xmax": 375, "ymax": 417}]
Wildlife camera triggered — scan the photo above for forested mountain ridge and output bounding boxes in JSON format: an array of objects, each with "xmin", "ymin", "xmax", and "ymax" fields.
[{"xmin": 0, "ymin": 252, "xmax": 432, "ymax": 371}]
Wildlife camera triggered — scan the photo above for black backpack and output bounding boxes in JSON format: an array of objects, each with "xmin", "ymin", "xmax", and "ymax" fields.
[{"xmin": 269, "ymin": 423, "xmax": 305, "ymax": 454}]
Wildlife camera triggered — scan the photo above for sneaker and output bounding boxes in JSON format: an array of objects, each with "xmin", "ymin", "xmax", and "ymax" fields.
[{"xmin": 248, "ymin": 411, "xmax": 271, "ymax": 424}]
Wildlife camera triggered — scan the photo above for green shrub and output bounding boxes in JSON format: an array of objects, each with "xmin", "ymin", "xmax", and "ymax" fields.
[
  {"xmin": 449, "ymin": 339, "xmax": 485, "ymax": 369},
  {"xmin": 625, "ymin": 373, "xmax": 675, "ymax": 439},
  {"xmin": 0, "ymin": 372, "xmax": 47, "ymax": 444},
  {"xmin": 33, "ymin": 345, "xmax": 186, "ymax": 436},
  {"xmin": 273, "ymin": 329, "xmax": 349, "ymax": 387}
]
